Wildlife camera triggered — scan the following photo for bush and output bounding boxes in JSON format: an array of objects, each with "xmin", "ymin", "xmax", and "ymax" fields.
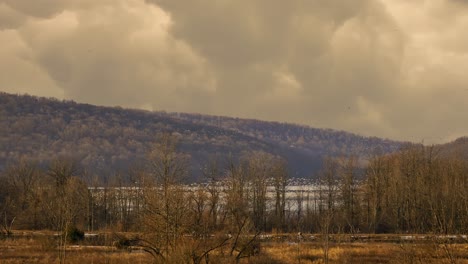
[
  {"xmin": 66, "ymin": 225, "xmax": 84, "ymax": 243},
  {"xmin": 114, "ymin": 237, "xmax": 132, "ymax": 249},
  {"xmin": 113, "ymin": 235, "xmax": 140, "ymax": 250}
]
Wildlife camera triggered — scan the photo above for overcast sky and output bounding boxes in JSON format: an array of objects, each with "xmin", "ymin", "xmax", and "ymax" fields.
[{"xmin": 1, "ymin": 0, "xmax": 467, "ymax": 143}]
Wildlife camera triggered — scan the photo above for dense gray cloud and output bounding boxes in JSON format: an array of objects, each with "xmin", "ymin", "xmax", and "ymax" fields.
[
  {"xmin": 1, "ymin": 0, "xmax": 216, "ymax": 113},
  {"xmin": 150, "ymin": 0, "xmax": 404, "ymax": 128},
  {"xmin": 0, "ymin": 0, "xmax": 467, "ymax": 143}
]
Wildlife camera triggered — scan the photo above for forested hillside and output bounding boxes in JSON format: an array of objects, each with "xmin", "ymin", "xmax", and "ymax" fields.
[
  {"xmin": 0, "ymin": 92, "xmax": 403, "ymax": 181},
  {"xmin": 438, "ymin": 136, "xmax": 468, "ymax": 159},
  {"xmin": 168, "ymin": 113, "xmax": 402, "ymax": 158}
]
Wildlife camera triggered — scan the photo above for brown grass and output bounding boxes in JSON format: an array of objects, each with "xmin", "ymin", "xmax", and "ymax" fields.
[
  {"xmin": 0, "ymin": 233, "xmax": 467, "ymax": 264},
  {"xmin": 262, "ymin": 241, "xmax": 468, "ymax": 264},
  {"xmin": 0, "ymin": 237, "xmax": 152, "ymax": 264}
]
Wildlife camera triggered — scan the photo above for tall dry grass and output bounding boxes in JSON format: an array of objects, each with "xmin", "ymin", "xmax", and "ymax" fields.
[
  {"xmin": 0, "ymin": 234, "xmax": 467, "ymax": 264},
  {"xmin": 0, "ymin": 236, "xmax": 153, "ymax": 264},
  {"xmin": 262, "ymin": 241, "xmax": 468, "ymax": 264}
]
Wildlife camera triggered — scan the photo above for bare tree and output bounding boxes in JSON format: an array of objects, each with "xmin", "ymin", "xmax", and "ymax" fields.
[
  {"xmin": 337, "ymin": 155, "xmax": 360, "ymax": 233},
  {"xmin": 224, "ymin": 157, "xmax": 261, "ymax": 263},
  {"xmin": 365, "ymin": 153, "xmax": 392, "ymax": 233},
  {"xmin": 272, "ymin": 159, "xmax": 288, "ymax": 233},
  {"xmin": 202, "ymin": 159, "xmax": 222, "ymax": 230},
  {"xmin": 43, "ymin": 158, "xmax": 88, "ymax": 264},
  {"xmin": 247, "ymin": 151, "xmax": 272, "ymax": 232},
  {"xmin": 2, "ymin": 160, "xmax": 43, "ymax": 230},
  {"xmin": 0, "ymin": 174, "xmax": 15, "ymax": 236},
  {"xmin": 142, "ymin": 133, "xmax": 190, "ymax": 259},
  {"xmin": 318, "ymin": 157, "xmax": 339, "ymax": 264}
]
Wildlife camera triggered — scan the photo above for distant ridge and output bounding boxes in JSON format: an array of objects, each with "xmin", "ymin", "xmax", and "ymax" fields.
[
  {"xmin": 0, "ymin": 92, "xmax": 404, "ymax": 181},
  {"xmin": 437, "ymin": 136, "xmax": 468, "ymax": 160}
]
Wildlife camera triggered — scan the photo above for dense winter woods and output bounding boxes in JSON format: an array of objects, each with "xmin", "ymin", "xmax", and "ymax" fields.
[{"xmin": 1, "ymin": 133, "xmax": 466, "ymax": 262}]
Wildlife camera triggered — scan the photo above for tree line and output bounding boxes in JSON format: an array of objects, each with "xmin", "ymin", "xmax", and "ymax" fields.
[{"xmin": 0, "ymin": 133, "xmax": 466, "ymax": 262}]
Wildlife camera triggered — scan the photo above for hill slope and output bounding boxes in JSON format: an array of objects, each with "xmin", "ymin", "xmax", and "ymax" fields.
[
  {"xmin": 0, "ymin": 92, "xmax": 404, "ymax": 181},
  {"xmin": 437, "ymin": 136, "xmax": 468, "ymax": 159}
]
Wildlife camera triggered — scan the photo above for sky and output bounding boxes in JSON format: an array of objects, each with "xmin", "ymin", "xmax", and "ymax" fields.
[{"xmin": 1, "ymin": 0, "xmax": 467, "ymax": 144}]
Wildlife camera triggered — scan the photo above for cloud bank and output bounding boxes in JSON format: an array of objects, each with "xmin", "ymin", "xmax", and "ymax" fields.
[{"xmin": 1, "ymin": 0, "xmax": 467, "ymax": 143}]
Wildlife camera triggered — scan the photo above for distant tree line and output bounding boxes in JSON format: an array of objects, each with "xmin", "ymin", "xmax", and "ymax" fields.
[{"xmin": 0, "ymin": 133, "xmax": 467, "ymax": 262}]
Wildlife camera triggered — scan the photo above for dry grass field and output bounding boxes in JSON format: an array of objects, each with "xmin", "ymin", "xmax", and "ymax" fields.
[
  {"xmin": 0, "ymin": 232, "xmax": 467, "ymax": 264},
  {"xmin": 0, "ymin": 236, "xmax": 149, "ymax": 264},
  {"xmin": 263, "ymin": 242, "xmax": 468, "ymax": 264}
]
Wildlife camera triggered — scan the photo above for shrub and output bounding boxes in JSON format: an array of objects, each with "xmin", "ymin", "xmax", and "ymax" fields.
[{"xmin": 66, "ymin": 225, "xmax": 84, "ymax": 243}]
